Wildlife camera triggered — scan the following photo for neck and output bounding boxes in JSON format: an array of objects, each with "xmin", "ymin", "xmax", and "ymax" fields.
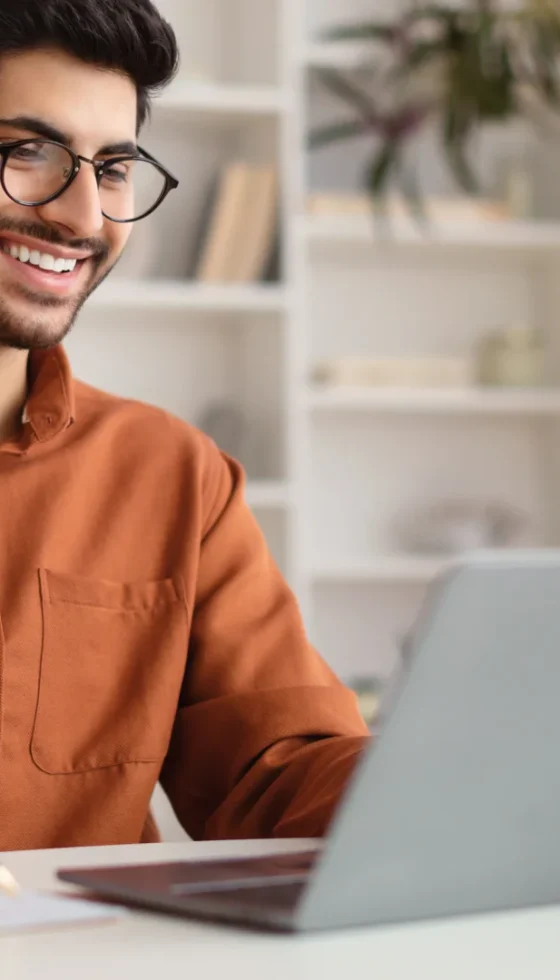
[{"xmin": 0, "ymin": 346, "xmax": 29, "ymax": 444}]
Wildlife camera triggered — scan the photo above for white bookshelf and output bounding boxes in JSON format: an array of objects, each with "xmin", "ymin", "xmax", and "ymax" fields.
[
  {"xmin": 154, "ymin": 80, "xmax": 288, "ymax": 118},
  {"xmin": 304, "ymin": 214, "xmax": 560, "ymax": 253},
  {"xmin": 89, "ymin": 281, "xmax": 288, "ymax": 314},
  {"xmin": 305, "ymin": 41, "xmax": 373, "ymax": 70},
  {"xmin": 306, "ymin": 386, "xmax": 560, "ymax": 416},
  {"xmin": 245, "ymin": 479, "xmax": 292, "ymax": 509},
  {"xmin": 69, "ymin": 0, "xmax": 560, "ymax": 694},
  {"xmin": 311, "ymin": 556, "xmax": 448, "ymax": 584}
]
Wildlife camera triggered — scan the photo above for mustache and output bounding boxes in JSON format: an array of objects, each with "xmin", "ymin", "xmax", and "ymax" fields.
[{"xmin": 0, "ymin": 217, "xmax": 109, "ymax": 261}]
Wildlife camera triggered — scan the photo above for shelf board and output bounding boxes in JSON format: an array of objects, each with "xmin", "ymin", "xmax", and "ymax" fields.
[
  {"xmin": 246, "ymin": 481, "xmax": 292, "ymax": 509},
  {"xmin": 304, "ymin": 214, "xmax": 560, "ymax": 253},
  {"xmin": 305, "ymin": 41, "xmax": 374, "ymax": 70},
  {"xmin": 307, "ymin": 386, "xmax": 560, "ymax": 416},
  {"xmin": 153, "ymin": 80, "xmax": 286, "ymax": 119},
  {"xmin": 88, "ymin": 281, "xmax": 287, "ymax": 315},
  {"xmin": 312, "ymin": 556, "xmax": 448, "ymax": 584}
]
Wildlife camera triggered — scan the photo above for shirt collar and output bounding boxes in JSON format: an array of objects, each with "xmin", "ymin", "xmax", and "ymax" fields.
[{"xmin": 21, "ymin": 345, "xmax": 76, "ymax": 444}]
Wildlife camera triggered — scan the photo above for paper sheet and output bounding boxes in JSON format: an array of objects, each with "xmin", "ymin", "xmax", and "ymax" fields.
[{"xmin": 0, "ymin": 890, "xmax": 127, "ymax": 936}]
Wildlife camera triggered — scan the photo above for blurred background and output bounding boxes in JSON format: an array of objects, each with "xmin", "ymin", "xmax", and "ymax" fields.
[{"xmin": 70, "ymin": 1, "xmax": 560, "ymax": 834}]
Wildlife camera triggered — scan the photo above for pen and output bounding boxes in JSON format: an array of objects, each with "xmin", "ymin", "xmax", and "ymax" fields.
[{"xmin": 0, "ymin": 865, "xmax": 22, "ymax": 897}]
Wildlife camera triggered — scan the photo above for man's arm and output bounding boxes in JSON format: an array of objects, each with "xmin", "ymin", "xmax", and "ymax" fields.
[{"xmin": 160, "ymin": 440, "xmax": 371, "ymax": 840}]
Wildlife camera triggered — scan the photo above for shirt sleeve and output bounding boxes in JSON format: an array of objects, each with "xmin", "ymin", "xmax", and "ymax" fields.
[{"xmin": 159, "ymin": 441, "xmax": 371, "ymax": 841}]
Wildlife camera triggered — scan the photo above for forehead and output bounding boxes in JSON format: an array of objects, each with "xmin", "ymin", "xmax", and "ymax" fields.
[{"xmin": 0, "ymin": 47, "xmax": 137, "ymax": 151}]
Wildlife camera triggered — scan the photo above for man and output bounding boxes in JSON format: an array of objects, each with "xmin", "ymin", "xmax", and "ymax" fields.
[{"xmin": 0, "ymin": 0, "xmax": 370, "ymax": 852}]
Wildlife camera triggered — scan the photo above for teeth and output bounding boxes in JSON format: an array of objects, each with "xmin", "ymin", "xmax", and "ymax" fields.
[{"xmin": 2, "ymin": 243, "xmax": 78, "ymax": 273}]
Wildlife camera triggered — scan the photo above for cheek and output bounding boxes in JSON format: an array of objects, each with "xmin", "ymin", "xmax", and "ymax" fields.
[
  {"xmin": 0, "ymin": 187, "xmax": 41, "ymax": 220},
  {"xmin": 108, "ymin": 222, "xmax": 132, "ymax": 258},
  {"xmin": 100, "ymin": 220, "xmax": 131, "ymax": 266}
]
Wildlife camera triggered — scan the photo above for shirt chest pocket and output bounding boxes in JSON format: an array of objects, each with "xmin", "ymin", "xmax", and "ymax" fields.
[{"xmin": 30, "ymin": 568, "xmax": 189, "ymax": 775}]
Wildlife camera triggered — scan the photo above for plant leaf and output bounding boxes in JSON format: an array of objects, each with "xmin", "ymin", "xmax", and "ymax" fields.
[
  {"xmin": 404, "ymin": 5, "xmax": 459, "ymax": 27},
  {"xmin": 366, "ymin": 142, "xmax": 399, "ymax": 198},
  {"xmin": 531, "ymin": 22, "xmax": 560, "ymax": 104},
  {"xmin": 397, "ymin": 153, "xmax": 428, "ymax": 229},
  {"xmin": 319, "ymin": 22, "xmax": 396, "ymax": 44},
  {"xmin": 396, "ymin": 39, "xmax": 450, "ymax": 73},
  {"xmin": 314, "ymin": 68, "xmax": 378, "ymax": 122},
  {"xmin": 308, "ymin": 119, "xmax": 368, "ymax": 149},
  {"xmin": 442, "ymin": 106, "xmax": 479, "ymax": 194}
]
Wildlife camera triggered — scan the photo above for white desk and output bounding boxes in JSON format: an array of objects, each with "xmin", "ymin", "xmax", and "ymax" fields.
[{"xmin": 2, "ymin": 840, "xmax": 560, "ymax": 980}]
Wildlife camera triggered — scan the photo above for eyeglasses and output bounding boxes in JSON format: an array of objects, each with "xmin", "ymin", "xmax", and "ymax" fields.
[{"xmin": 0, "ymin": 139, "xmax": 179, "ymax": 223}]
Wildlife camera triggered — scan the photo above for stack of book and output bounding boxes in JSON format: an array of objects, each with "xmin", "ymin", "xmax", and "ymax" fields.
[{"xmin": 192, "ymin": 161, "xmax": 279, "ymax": 283}]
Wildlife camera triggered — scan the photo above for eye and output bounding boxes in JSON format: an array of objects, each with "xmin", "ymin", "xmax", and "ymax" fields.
[
  {"xmin": 100, "ymin": 163, "xmax": 130, "ymax": 187},
  {"xmin": 9, "ymin": 142, "xmax": 47, "ymax": 162}
]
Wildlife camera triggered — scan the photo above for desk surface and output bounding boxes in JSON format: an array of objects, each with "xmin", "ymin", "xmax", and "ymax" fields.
[{"xmin": 2, "ymin": 840, "xmax": 560, "ymax": 980}]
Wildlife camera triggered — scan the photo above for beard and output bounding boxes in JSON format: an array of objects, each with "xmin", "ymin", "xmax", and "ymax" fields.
[
  {"xmin": 0, "ymin": 217, "xmax": 113, "ymax": 351},
  {"xmin": 0, "ymin": 262, "xmax": 116, "ymax": 351}
]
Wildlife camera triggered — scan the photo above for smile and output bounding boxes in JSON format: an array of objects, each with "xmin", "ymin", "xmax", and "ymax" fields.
[
  {"xmin": 1, "ymin": 242, "xmax": 77, "ymax": 274},
  {"xmin": 0, "ymin": 235, "xmax": 91, "ymax": 296}
]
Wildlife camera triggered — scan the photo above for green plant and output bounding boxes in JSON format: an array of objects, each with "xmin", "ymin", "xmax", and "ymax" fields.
[{"xmin": 309, "ymin": 0, "xmax": 560, "ymax": 209}]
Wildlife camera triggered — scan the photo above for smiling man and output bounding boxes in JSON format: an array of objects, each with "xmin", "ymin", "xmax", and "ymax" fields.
[{"xmin": 0, "ymin": 0, "xmax": 370, "ymax": 852}]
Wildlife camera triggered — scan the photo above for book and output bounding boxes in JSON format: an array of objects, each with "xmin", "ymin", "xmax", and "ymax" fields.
[
  {"xmin": 186, "ymin": 169, "xmax": 222, "ymax": 280},
  {"xmin": 193, "ymin": 163, "xmax": 279, "ymax": 283},
  {"xmin": 228, "ymin": 166, "xmax": 279, "ymax": 282},
  {"xmin": 195, "ymin": 162, "xmax": 251, "ymax": 281}
]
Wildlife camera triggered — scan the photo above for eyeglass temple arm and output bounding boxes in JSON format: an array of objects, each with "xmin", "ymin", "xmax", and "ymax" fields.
[
  {"xmin": 137, "ymin": 144, "xmax": 179, "ymax": 188},
  {"xmin": 137, "ymin": 145, "xmax": 156, "ymax": 162}
]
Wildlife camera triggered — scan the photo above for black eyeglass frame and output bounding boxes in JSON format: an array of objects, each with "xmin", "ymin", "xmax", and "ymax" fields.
[{"xmin": 0, "ymin": 139, "xmax": 179, "ymax": 223}]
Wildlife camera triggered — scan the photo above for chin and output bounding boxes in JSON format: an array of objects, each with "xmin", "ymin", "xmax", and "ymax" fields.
[
  {"xmin": 0, "ymin": 261, "xmax": 116, "ymax": 351},
  {"xmin": 0, "ymin": 306, "xmax": 82, "ymax": 351}
]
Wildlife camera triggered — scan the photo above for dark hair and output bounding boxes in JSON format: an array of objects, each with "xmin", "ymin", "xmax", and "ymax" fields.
[{"xmin": 0, "ymin": 0, "xmax": 180, "ymax": 131}]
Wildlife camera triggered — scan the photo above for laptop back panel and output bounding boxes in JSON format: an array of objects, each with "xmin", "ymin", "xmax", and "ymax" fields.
[{"xmin": 294, "ymin": 553, "xmax": 560, "ymax": 931}]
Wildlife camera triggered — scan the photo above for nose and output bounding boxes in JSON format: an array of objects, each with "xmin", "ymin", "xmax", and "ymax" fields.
[{"xmin": 36, "ymin": 159, "xmax": 105, "ymax": 238}]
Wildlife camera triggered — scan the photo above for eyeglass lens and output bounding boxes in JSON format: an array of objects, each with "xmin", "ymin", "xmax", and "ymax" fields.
[{"xmin": 2, "ymin": 141, "xmax": 167, "ymax": 221}]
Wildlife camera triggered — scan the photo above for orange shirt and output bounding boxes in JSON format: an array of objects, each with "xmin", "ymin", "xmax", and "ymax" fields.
[{"xmin": 0, "ymin": 346, "xmax": 370, "ymax": 850}]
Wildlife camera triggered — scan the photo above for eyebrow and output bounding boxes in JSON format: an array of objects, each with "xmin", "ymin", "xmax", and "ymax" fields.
[{"xmin": 0, "ymin": 115, "xmax": 138, "ymax": 156}]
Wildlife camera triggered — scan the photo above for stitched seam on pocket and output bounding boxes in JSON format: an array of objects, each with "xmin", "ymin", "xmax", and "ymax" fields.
[
  {"xmin": 31, "ymin": 756, "xmax": 167, "ymax": 775},
  {"xmin": 48, "ymin": 598, "xmax": 178, "ymax": 612},
  {"xmin": 44, "ymin": 570, "xmax": 181, "ymax": 610}
]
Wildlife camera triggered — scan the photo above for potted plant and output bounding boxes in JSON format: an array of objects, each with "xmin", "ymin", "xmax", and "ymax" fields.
[{"xmin": 309, "ymin": 1, "xmax": 560, "ymax": 213}]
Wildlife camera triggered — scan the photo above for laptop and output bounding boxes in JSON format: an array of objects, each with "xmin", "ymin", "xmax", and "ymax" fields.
[{"xmin": 58, "ymin": 551, "xmax": 560, "ymax": 932}]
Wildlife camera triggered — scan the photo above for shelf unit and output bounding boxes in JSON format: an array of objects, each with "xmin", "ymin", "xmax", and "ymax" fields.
[
  {"xmin": 69, "ymin": 0, "xmax": 560, "ymax": 690},
  {"xmin": 154, "ymin": 79, "xmax": 287, "ymax": 118},
  {"xmin": 306, "ymin": 386, "xmax": 560, "ymax": 416},
  {"xmin": 304, "ymin": 41, "xmax": 373, "ymax": 70},
  {"xmin": 89, "ymin": 281, "xmax": 288, "ymax": 314},
  {"xmin": 245, "ymin": 479, "xmax": 292, "ymax": 509},
  {"xmin": 311, "ymin": 555, "xmax": 448, "ymax": 584},
  {"xmin": 304, "ymin": 214, "xmax": 560, "ymax": 253}
]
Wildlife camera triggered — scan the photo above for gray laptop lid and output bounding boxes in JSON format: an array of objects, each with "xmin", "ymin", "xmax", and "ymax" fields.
[{"xmin": 297, "ymin": 551, "xmax": 560, "ymax": 931}]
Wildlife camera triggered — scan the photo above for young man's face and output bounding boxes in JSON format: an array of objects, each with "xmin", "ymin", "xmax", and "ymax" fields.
[{"xmin": 0, "ymin": 47, "xmax": 137, "ymax": 351}]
